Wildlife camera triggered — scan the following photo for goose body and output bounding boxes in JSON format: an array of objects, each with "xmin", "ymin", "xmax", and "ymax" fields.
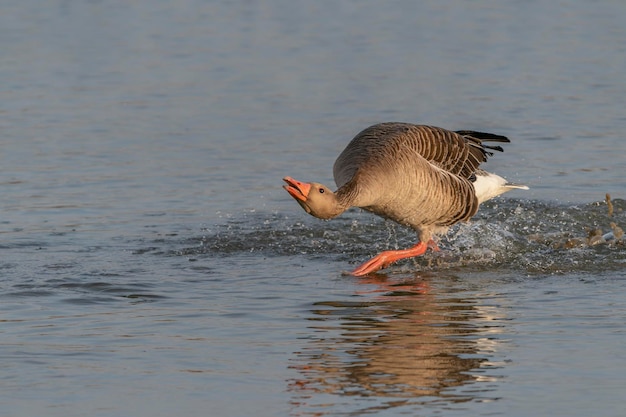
[{"xmin": 283, "ymin": 122, "xmax": 528, "ymax": 275}]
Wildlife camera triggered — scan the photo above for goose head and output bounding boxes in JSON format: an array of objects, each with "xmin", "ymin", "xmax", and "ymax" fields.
[{"xmin": 283, "ymin": 176, "xmax": 345, "ymax": 219}]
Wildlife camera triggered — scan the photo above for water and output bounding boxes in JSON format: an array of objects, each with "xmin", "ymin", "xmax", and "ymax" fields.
[{"xmin": 1, "ymin": 1, "xmax": 625, "ymax": 416}]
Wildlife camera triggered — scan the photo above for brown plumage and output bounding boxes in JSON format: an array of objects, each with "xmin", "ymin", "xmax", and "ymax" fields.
[{"xmin": 283, "ymin": 122, "xmax": 528, "ymax": 275}]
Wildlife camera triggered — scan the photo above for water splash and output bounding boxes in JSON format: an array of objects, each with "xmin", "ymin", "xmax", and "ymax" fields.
[{"xmin": 169, "ymin": 198, "xmax": 625, "ymax": 275}]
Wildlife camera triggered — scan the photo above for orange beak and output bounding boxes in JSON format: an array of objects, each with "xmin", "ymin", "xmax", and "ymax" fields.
[{"xmin": 283, "ymin": 176, "xmax": 311, "ymax": 202}]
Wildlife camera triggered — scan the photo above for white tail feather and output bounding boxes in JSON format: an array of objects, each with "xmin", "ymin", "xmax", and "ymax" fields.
[{"xmin": 473, "ymin": 172, "xmax": 528, "ymax": 204}]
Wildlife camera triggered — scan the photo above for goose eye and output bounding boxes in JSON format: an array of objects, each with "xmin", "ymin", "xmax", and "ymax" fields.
[{"xmin": 319, "ymin": 188, "xmax": 325, "ymax": 194}]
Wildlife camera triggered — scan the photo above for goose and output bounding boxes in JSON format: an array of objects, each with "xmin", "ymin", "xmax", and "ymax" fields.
[{"xmin": 283, "ymin": 122, "xmax": 528, "ymax": 276}]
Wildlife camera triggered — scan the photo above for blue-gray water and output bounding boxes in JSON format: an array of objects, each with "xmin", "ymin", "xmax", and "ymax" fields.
[{"xmin": 1, "ymin": 1, "xmax": 626, "ymax": 416}]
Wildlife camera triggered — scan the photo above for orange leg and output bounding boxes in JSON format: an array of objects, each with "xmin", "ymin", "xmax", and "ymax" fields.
[{"xmin": 350, "ymin": 239, "xmax": 440, "ymax": 276}]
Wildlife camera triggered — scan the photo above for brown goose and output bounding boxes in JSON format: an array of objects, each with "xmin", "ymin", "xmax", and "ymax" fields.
[{"xmin": 283, "ymin": 122, "xmax": 528, "ymax": 276}]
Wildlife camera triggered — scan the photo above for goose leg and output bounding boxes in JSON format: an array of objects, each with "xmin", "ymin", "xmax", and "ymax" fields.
[{"xmin": 351, "ymin": 239, "xmax": 439, "ymax": 276}]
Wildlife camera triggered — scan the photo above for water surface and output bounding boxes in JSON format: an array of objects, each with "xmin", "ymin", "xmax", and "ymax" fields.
[{"xmin": 1, "ymin": 1, "xmax": 626, "ymax": 416}]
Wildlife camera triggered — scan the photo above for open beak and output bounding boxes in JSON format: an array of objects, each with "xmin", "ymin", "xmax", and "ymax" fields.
[{"xmin": 283, "ymin": 176, "xmax": 311, "ymax": 202}]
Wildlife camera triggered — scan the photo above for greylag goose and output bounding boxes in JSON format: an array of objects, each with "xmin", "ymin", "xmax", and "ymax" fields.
[{"xmin": 283, "ymin": 122, "xmax": 528, "ymax": 276}]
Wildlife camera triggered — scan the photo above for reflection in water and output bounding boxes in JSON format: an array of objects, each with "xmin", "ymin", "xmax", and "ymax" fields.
[{"xmin": 288, "ymin": 274, "xmax": 506, "ymax": 415}]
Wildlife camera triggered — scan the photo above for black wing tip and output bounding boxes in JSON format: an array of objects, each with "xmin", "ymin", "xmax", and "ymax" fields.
[
  {"xmin": 483, "ymin": 144, "xmax": 505, "ymax": 153},
  {"xmin": 455, "ymin": 130, "xmax": 510, "ymax": 143}
]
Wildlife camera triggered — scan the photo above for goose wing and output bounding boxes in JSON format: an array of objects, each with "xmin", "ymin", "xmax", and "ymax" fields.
[{"xmin": 333, "ymin": 123, "xmax": 509, "ymax": 187}]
